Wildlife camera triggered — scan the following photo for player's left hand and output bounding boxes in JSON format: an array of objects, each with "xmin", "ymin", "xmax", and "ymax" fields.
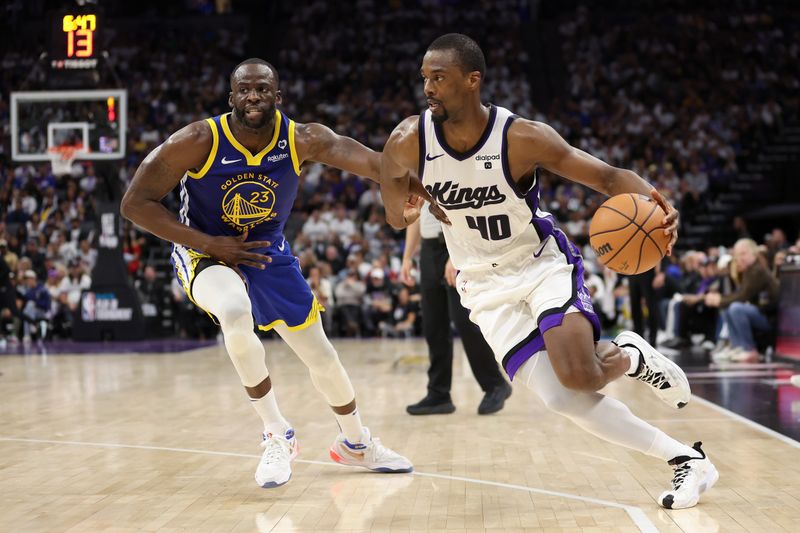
[
  {"xmin": 408, "ymin": 176, "xmax": 428, "ymax": 199},
  {"xmin": 408, "ymin": 176, "xmax": 451, "ymax": 225},
  {"xmin": 403, "ymin": 194, "xmax": 425, "ymax": 225},
  {"xmin": 651, "ymin": 189, "xmax": 678, "ymax": 256},
  {"xmin": 595, "ymin": 341, "xmax": 627, "ymax": 366},
  {"xmin": 444, "ymin": 259, "xmax": 457, "ymax": 287},
  {"xmin": 427, "ymin": 200, "xmax": 451, "ymax": 225}
]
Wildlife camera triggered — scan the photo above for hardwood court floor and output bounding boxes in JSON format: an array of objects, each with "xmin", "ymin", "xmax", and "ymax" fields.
[{"xmin": 1, "ymin": 339, "xmax": 799, "ymax": 532}]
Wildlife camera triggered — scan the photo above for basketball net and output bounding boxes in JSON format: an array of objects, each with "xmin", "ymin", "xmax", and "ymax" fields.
[{"xmin": 47, "ymin": 144, "xmax": 86, "ymax": 177}]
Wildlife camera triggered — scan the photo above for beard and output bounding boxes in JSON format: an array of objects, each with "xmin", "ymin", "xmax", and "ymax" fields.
[
  {"xmin": 234, "ymin": 101, "xmax": 275, "ymax": 129},
  {"xmin": 430, "ymin": 106, "xmax": 450, "ymax": 124}
]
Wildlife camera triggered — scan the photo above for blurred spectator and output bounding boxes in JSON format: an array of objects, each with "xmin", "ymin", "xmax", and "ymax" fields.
[
  {"xmin": 329, "ymin": 204, "xmax": 357, "ymax": 246},
  {"xmin": 59, "ymin": 260, "xmax": 91, "ymax": 311},
  {"xmin": 334, "ymin": 269, "xmax": 366, "ymax": 337},
  {"xmin": 662, "ymin": 258, "xmax": 720, "ymax": 350},
  {"xmin": 0, "ymin": 255, "xmax": 21, "ymax": 343},
  {"xmin": 20, "ymin": 270, "xmax": 51, "ymax": 341},
  {"xmin": 1, "ymin": 239, "xmax": 19, "ymax": 272},
  {"xmin": 379, "ymin": 286, "xmax": 418, "ymax": 338},
  {"xmin": 363, "ymin": 267, "xmax": 393, "ymax": 336},
  {"xmin": 77, "ymin": 239, "xmax": 98, "ymax": 271},
  {"xmin": 704, "ymin": 239, "xmax": 780, "ymax": 362},
  {"xmin": 136, "ymin": 265, "xmax": 168, "ymax": 337},
  {"xmin": 302, "ymin": 210, "xmax": 330, "ymax": 243}
]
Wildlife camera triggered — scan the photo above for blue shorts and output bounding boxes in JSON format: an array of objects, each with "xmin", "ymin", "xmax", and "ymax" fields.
[{"xmin": 172, "ymin": 240, "xmax": 322, "ymax": 332}]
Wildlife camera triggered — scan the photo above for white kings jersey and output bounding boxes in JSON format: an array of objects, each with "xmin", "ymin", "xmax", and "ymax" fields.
[{"xmin": 419, "ymin": 105, "xmax": 567, "ymax": 271}]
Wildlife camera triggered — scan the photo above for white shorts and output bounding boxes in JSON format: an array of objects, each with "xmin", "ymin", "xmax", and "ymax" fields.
[{"xmin": 455, "ymin": 232, "xmax": 600, "ymax": 379}]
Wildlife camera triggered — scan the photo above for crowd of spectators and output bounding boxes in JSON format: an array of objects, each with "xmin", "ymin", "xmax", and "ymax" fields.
[
  {"xmin": 1, "ymin": 2, "xmax": 798, "ymax": 354},
  {"xmin": 536, "ymin": 6, "xmax": 799, "ymax": 243}
]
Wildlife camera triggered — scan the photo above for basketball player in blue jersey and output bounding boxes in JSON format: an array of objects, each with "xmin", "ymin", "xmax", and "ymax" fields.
[
  {"xmin": 380, "ymin": 34, "xmax": 718, "ymax": 509},
  {"xmin": 121, "ymin": 58, "xmax": 418, "ymax": 489}
]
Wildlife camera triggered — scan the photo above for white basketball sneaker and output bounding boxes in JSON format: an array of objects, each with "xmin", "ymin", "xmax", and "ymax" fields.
[
  {"xmin": 659, "ymin": 441, "xmax": 719, "ymax": 509},
  {"xmin": 329, "ymin": 427, "xmax": 413, "ymax": 473},
  {"xmin": 255, "ymin": 428, "xmax": 298, "ymax": 488},
  {"xmin": 615, "ymin": 330, "xmax": 691, "ymax": 409}
]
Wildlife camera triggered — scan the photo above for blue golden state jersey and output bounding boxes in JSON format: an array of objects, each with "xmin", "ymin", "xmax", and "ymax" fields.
[
  {"xmin": 171, "ymin": 110, "xmax": 323, "ymax": 334},
  {"xmin": 178, "ymin": 110, "xmax": 301, "ymax": 244}
]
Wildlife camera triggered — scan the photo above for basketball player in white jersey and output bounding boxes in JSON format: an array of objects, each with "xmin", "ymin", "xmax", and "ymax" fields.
[{"xmin": 380, "ymin": 34, "xmax": 717, "ymax": 509}]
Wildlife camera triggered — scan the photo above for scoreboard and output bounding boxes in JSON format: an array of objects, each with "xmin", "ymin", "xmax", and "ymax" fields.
[{"xmin": 50, "ymin": 12, "xmax": 101, "ymax": 70}]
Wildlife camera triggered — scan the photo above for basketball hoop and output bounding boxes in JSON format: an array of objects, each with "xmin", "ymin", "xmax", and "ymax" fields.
[{"xmin": 47, "ymin": 144, "xmax": 86, "ymax": 177}]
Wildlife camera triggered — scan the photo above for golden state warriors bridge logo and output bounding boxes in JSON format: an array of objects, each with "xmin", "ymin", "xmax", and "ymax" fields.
[{"xmin": 220, "ymin": 175, "xmax": 280, "ymax": 230}]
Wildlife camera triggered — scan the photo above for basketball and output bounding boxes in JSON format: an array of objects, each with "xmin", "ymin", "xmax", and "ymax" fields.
[{"xmin": 589, "ymin": 193, "xmax": 670, "ymax": 275}]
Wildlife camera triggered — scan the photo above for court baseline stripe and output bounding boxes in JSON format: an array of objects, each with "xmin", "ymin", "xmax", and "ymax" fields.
[
  {"xmin": 0, "ymin": 436, "xmax": 658, "ymax": 532},
  {"xmin": 691, "ymin": 395, "xmax": 800, "ymax": 449}
]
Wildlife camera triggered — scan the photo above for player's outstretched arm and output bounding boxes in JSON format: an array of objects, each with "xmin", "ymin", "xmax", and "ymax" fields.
[
  {"xmin": 120, "ymin": 122, "xmax": 271, "ymax": 270},
  {"xmin": 295, "ymin": 122, "xmax": 381, "ymax": 180},
  {"xmin": 509, "ymin": 119, "xmax": 678, "ymax": 254},
  {"xmin": 295, "ymin": 121, "xmax": 437, "ymax": 212}
]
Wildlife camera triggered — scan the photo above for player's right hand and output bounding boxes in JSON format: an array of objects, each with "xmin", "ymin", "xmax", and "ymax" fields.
[
  {"xmin": 203, "ymin": 229, "xmax": 272, "ymax": 275},
  {"xmin": 400, "ymin": 258, "xmax": 415, "ymax": 287}
]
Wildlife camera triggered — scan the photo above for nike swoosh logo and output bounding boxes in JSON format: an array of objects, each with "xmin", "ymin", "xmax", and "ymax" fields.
[
  {"xmin": 533, "ymin": 236, "xmax": 550, "ymax": 258},
  {"xmin": 277, "ymin": 240, "xmax": 285, "ymax": 251},
  {"xmin": 425, "ymin": 153, "xmax": 444, "ymax": 161},
  {"xmin": 221, "ymin": 157, "xmax": 242, "ymax": 165},
  {"xmin": 342, "ymin": 447, "xmax": 365, "ymax": 460}
]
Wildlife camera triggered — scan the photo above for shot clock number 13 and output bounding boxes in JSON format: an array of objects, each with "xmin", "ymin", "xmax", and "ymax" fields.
[{"xmin": 63, "ymin": 14, "xmax": 96, "ymax": 58}]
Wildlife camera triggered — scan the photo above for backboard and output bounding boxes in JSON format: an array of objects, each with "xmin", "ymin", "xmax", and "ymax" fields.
[{"xmin": 11, "ymin": 89, "xmax": 127, "ymax": 162}]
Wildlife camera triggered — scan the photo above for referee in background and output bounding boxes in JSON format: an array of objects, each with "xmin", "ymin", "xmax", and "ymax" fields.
[{"xmin": 401, "ymin": 204, "xmax": 512, "ymax": 415}]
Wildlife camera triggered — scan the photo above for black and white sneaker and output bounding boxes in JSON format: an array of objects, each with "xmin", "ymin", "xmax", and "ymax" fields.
[
  {"xmin": 615, "ymin": 330, "xmax": 691, "ymax": 409},
  {"xmin": 659, "ymin": 441, "xmax": 719, "ymax": 509}
]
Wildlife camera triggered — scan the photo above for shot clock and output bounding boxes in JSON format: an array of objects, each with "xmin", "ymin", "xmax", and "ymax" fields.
[{"xmin": 50, "ymin": 11, "xmax": 102, "ymax": 70}]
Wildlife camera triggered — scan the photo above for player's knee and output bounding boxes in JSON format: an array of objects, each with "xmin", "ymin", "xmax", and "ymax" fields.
[
  {"xmin": 552, "ymin": 360, "xmax": 603, "ymax": 392},
  {"xmin": 540, "ymin": 388, "xmax": 582, "ymax": 416},
  {"xmin": 224, "ymin": 328, "xmax": 254, "ymax": 356},
  {"xmin": 216, "ymin": 297, "xmax": 253, "ymax": 332},
  {"xmin": 305, "ymin": 343, "xmax": 340, "ymax": 374}
]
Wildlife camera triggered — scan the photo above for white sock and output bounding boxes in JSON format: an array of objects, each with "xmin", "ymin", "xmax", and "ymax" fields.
[
  {"xmin": 334, "ymin": 408, "xmax": 366, "ymax": 444},
  {"xmin": 646, "ymin": 432, "xmax": 698, "ymax": 461},
  {"xmin": 250, "ymin": 389, "xmax": 291, "ymax": 435},
  {"xmin": 622, "ymin": 346, "xmax": 641, "ymax": 375}
]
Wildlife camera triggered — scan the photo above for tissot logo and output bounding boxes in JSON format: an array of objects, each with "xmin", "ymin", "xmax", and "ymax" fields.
[{"xmin": 425, "ymin": 180, "xmax": 506, "ymax": 210}]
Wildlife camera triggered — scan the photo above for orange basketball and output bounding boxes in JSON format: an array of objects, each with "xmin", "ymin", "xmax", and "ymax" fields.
[{"xmin": 589, "ymin": 194, "xmax": 670, "ymax": 275}]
